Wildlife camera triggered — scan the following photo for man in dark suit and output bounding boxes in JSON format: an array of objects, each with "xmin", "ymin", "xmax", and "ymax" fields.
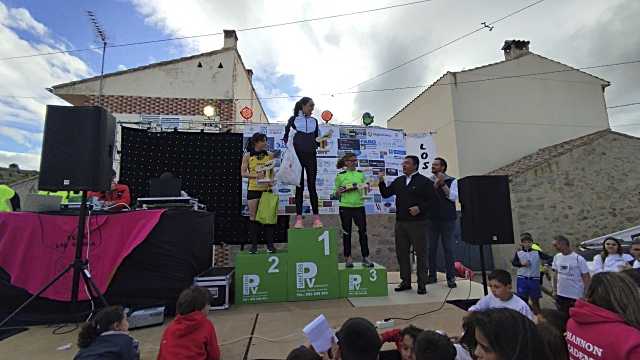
[{"xmin": 379, "ymin": 155, "xmax": 436, "ymax": 295}]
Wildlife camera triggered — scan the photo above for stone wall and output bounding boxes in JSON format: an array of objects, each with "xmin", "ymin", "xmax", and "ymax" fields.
[
  {"xmin": 492, "ymin": 132, "xmax": 640, "ymax": 270},
  {"xmin": 217, "ymin": 214, "xmax": 400, "ymax": 270}
]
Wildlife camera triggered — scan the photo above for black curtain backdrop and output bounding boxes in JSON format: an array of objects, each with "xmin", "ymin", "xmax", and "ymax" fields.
[{"xmin": 120, "ymin": 127, "xmax": 245, "ymax": 244}]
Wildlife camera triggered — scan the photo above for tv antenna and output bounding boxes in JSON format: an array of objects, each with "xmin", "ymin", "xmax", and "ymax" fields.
[{"xmin": 87, "ymin": 10, "xmax": 108, "ymax": 106}]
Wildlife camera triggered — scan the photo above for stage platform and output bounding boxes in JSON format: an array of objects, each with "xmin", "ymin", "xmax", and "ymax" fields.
[{"xmin": 0, "ymin": 273, "xmax": 482, "ymax": 360}]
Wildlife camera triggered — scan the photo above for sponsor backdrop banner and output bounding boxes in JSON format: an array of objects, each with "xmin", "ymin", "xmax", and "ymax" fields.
[{"xmin": 243, "ymin": 124, "xmax": 433, "ymax": 215}]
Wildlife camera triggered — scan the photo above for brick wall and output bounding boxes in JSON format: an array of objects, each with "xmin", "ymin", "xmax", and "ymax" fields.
[
  {"xmin": 492, "ymin": 132, "xmax": 640, "ymax": 269},
  {"xmin": 82, "ymin": 95, "xmax": 235, "ymax": 122}
]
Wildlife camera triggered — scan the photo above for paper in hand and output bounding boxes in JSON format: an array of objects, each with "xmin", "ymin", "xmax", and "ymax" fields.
[{"xmin": 302, "ymin": 314, "xmax": 336, "ymax": 353}]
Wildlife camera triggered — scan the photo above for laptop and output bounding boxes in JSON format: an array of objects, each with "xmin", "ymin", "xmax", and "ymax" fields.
[
  {"xmin": 149, "ymin": 177, "xmax": 182, "ymax": 197},
  {"xmin": 22, "ymin": 194, "xmax": 63, "ymax": 212}
]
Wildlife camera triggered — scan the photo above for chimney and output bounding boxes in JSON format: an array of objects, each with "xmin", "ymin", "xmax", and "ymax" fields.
[
  {"xmin": 246, "ymin": 69, "xmax": 253, "ymax": 81},
  {"xmin": 501, "ymin": 40, "xmax": 530, "ymax": 60},
  {"xmin": 223, "ymin": 30, "xmax": 238, "ymax": 48}
]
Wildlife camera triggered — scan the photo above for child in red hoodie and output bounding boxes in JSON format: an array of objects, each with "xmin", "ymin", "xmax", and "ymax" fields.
[
  {"xmin": 157, "ymin": 286, "xmax": 220, "ymax": 360},
  {"xmin": 380, "ymin": 325, "xmax": 422, "ymax": 360},
  {"xmin": 566, "ymin": 272, "xmax": 640, "ymax": 360}
]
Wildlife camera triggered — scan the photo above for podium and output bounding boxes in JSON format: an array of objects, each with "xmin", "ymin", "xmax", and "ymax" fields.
[
  {"xmin": 287, "ymin": 228, "xmax": 339, "ymax": 301},
  {"xmin": 234, "ymin": 228, "xmax": 387, "ymax": 304},
  {"xmin": 338, "ymin": 263, "xmax": 388, "ymax": 298},
  {"xmin": 234, "ymin": 250, "xmax": 288, "ymax": 304}
]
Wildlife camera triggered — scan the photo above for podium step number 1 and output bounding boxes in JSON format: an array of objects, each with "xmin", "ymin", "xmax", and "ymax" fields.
[{"xmin": 288, "ymin": 228, "xmax": 340, "ymax": 301}]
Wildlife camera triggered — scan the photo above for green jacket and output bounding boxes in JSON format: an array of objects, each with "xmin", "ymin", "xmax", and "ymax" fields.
[
  {"xmin": 0, "ymin": 185, "xmax": 15, "ymax": 212},
  {"xmin": 38, "ymin": 190, "xmax": 82, "ymax": 204},
  {"xmin": 334, "ymin": 170, "xmax": 366, "ymax": 208}
]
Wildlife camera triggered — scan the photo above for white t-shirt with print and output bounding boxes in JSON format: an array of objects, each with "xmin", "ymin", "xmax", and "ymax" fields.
[
  {"xmin": 552, "ymin": 252, "xmax": 590, "ymax": 300},
  {"xmin": 592, "ymin": 253, "xmax": 634, "ymax": 273},
  {"xmin": 468, "ymin": 293, "xmax": 535, "ymax": 320},
  {"xmin": 517, "ymin": 250, "xmax": 541, "ymax": 278}
]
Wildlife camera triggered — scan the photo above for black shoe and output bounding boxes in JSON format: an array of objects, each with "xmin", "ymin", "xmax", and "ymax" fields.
[
  {"xmin": 267, "ymin": 247, "xmax": 276, "ymax": 254},
  {"xmin": 394, "ymin": 284, "xmax": 412, "ymax": 292},
  {"xmin": 447, "ymin": 281, "xmax": 457, "ymax": 288},
  {"xmin": 362, "ymin": 257, "xmax": 374, "ymax": 268},
  {"xmin": 249, "ymin": 247, "xmax": 257, "ymax": 254},
  {"xmin": 345, "ymin": 258, "xmax": 354, "ymax": 268},
  {"xmin": 417, "ymin": 287, "xmax": 427, "ymax": 295}
]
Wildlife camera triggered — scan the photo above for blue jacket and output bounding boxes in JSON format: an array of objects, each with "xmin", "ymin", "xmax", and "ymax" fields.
[{"xmin": 74, "ymin": 332, "xmax": 140, "ymax": 360}]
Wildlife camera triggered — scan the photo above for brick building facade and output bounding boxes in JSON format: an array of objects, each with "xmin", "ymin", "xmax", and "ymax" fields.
[
  {"xmin": 50, "ymin": 30, "xmax": 267, "ymax": 127},
  {"xmin": 79, "ymin": 95, "xmax": 235, "ymax": 121}
]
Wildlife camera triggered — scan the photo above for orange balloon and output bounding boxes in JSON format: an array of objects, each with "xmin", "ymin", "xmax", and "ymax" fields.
[
  {"xmin": 240, "ymin": 106, "xmax": 253, "ymax": 120},
  {"xmin": 321, "ymin": 110, "xmax": 333, "ymax": 122}
]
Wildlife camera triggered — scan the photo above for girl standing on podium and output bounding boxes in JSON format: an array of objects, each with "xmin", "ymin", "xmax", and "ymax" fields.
[
  {"xmin": 241, "ymin": 132, "xmax": 276, "ymax": 254},
  {"xmin": 334, "ymin": 152, "xmax": 373, "ymax": 268},
  {"xmin": 283, "ymin": 97, "xmax": 322, "ymax": 229}
]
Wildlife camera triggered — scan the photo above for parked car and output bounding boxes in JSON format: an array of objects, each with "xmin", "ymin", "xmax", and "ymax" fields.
[{"xmin": 576, "ymin": 225, "xmax": 640, "ymax": 261}]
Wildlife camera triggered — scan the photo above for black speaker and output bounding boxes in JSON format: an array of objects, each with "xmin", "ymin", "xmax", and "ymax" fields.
[
  {"xmin": 459, "ymin": 175, "xmax": 514, "ymax": 245},
  {"xmin": 38, "ymin": 105, "xmax": 116, "ymax": 192}
]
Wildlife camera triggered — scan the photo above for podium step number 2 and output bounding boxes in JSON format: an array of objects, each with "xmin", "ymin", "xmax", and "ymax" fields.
[
  {"xmin": 234, "ymin": 250, "xmax": 288, "ymax": 304},
  {"xmin": 287, "ymin": 228, "xmax": 339, "ymax": 301}
]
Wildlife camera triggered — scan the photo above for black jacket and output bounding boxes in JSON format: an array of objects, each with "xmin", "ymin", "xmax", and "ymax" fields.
[
  {"xmin": 10, "ymin": 192, "xmax": 20, "ymax": 211},
  {"xmin": 430, "ymin": 176, "xmax": 457, "ymax": 221},
  {"xmin": 283, "ymin": 115, "xmax": 319, "ymax": 153},
  {"xmin": 74, "ymin": 332, "xmax": 140, "ymax": 360},
  {"xmin": 379, "ymin": 173, "xmax": 435, "ymax": 221}
]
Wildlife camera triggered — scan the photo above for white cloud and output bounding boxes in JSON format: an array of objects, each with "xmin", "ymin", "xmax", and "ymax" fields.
[
  {"xmin": 0, "ymin": 3, "xmax": 47, "ymax": 36},
  {"xmin": 0, "ymin": 126, "xmax": 42, "ymax": 149},
  {"xmin": 117, "ymin": 64, "xmax": 128, "ymax": 71},
  {"xmin": 129, "ymin": 0, "xmax": 640, "ymax": 135},
  {"xmin": 0, "ymin": 150, "xmax": 40, "ymax": 170},
  {"xmin": 0, "ymin": 2, "xmax": 93, "ymax": 169}
]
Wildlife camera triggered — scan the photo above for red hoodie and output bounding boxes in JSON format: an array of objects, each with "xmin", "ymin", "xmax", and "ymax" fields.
[
  {"xmin": 381, "ymin": 328, "xmax": 403, "ymax": 350},
  {"xmin": 566, "ymin": 299, "xmax": 640, "ymax": 360},
  {"xmin": 157, "ymin": 311, "xmax": 220, "ymax": 360}
]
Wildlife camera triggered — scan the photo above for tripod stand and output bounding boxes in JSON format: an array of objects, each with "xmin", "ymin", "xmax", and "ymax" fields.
[{"xmin": 0, "ymin": 191, "xmax": 108, "ymax": 328}]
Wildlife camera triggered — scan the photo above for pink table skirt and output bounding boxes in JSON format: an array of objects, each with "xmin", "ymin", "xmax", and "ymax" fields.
[{"xmin": 0, "ymin": 210, "xmax": 164, "ymax": 301}]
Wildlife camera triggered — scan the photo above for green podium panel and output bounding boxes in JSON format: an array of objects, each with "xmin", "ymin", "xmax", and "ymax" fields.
[
  {"xmin": 338, "ymin": 263, "xmax": 388, "ymax": 298},
  {"xmin": 234, "ymin": 250, "xmax": 288, "ymax": 304},
  {"xmin": 287, "ymin": 228, "xmax": 340, "ymax": 301}
]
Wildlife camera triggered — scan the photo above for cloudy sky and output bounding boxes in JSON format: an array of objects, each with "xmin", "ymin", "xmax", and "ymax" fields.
[{"xmin": 1, "ymin": 0, "xmax": 639, "ymax": 169}]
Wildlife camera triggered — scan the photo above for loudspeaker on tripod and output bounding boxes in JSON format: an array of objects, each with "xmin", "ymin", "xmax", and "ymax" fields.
[
  {"xmin": 39, "ymin": 105, "xmax": 116, "ymax": 192},
  {"xmin": 458, "ymin": 175, "xmax": 514, "ymax": 245}
]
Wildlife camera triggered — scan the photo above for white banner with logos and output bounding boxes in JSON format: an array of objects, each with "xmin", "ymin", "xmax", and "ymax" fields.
[{"xmin": 242, "ymin": 124, "xmax": 436, "ymax": 215}]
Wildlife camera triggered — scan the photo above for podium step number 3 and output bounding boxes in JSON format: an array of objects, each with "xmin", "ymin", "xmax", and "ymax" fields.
[{"xmin": 338, "ymin": 263, "xmax": 388, "ymax": 298}]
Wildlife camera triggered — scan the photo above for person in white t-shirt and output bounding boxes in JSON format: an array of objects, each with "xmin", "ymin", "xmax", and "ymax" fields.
[
  {"xmin": 468, "ymin": 269, "xmax": 535, "ymax": 320},
  {"xmin": 630, "ymin": 238, "xmax": 640, "ymax": 270},
  {"xmin": 592, "ymin": 236, "xmax": 634, "ymax": 273},
  {"xmin": 551, "ymin": 235, "xmax": 591, "ymax": 315}
]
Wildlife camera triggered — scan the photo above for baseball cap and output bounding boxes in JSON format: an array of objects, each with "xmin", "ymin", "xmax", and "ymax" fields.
[{"xmin": 335, "ymin": 317, "xmax": 382, "ymax": 360}]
